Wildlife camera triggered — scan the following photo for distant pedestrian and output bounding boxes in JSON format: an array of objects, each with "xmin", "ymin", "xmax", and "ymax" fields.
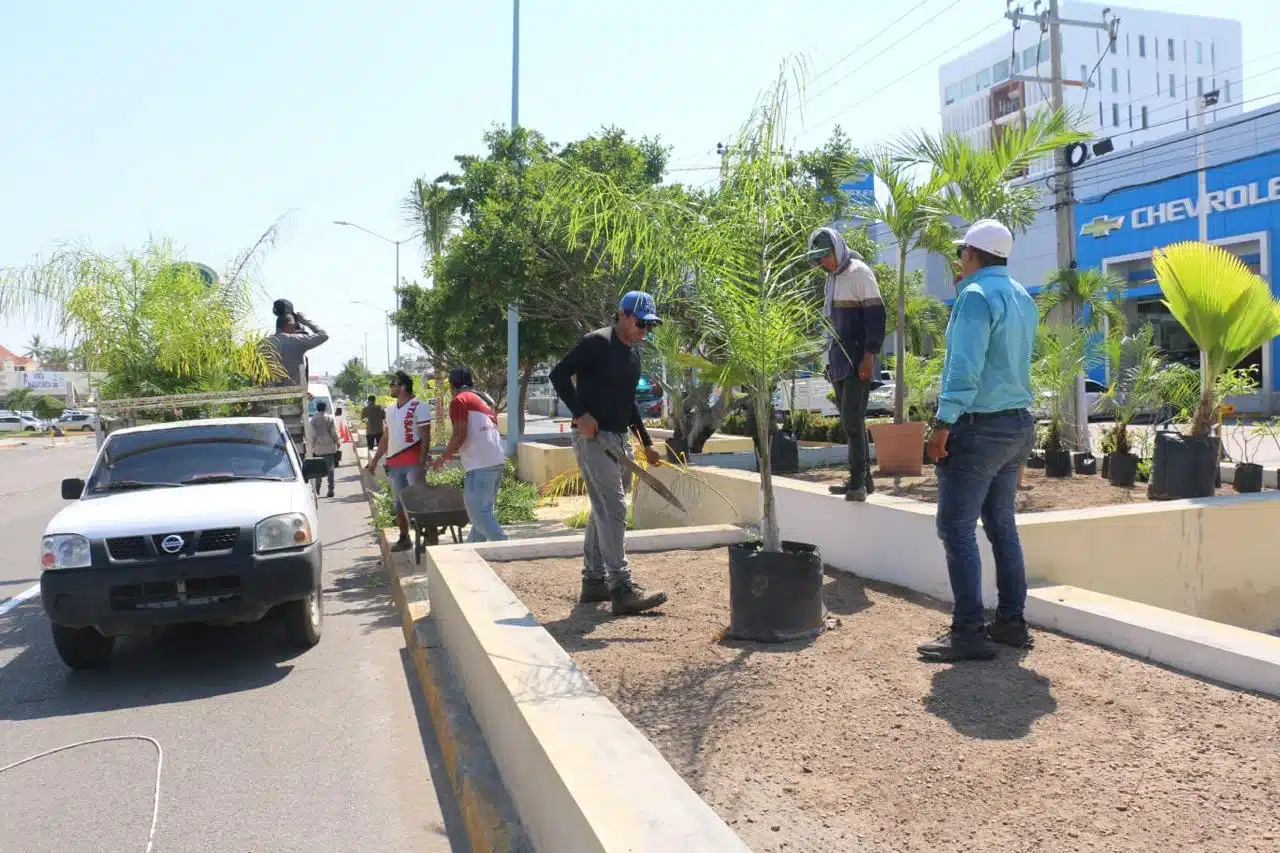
[
  {"xmin": 361, "ymin": 395, "xmax": 386, "ymax": 451},
  {"xmin": 920, "ymin": 219, "xmax": 1039, "ymax": 662},
  {"xmin": 306, "ymin": 400, "xmax": 341, "ymax": 498},
  {"xmin": 807, "ymin": 227, "xmax": 886, "ymax": 502},
  {"xmin": 550, "ymin": 291, "xmax": 668, "ymax": 616},
  {"xmin": 432, "ymin": 367, "xmax": 508, "ymax": 543},
  {"xmin": 366, "ymin": 370, "xmax": 432, "ymax": 552}
]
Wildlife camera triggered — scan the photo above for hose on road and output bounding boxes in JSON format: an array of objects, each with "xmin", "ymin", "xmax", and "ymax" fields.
[{"xmin": 1, "ymin": 734, "xmax": 163, "ymax": 853}]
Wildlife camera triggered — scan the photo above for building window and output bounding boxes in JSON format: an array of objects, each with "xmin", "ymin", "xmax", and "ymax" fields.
[
  {"xmin": 1138, "ymin": 35, "xmax": 1146, "ymax": 57},
  {"xmin": 961, "ymin": 74, "xmax": 977, "ymax": 98},
  {"xmin": 944, "ymin": 84, "xmax": 959, "ymax": 105},
  {"xmin": 993, "ymin": 58, "xmax": 1010, "ymax": 84},
  {"xmin": 1112, "ymin": 103, "xmax": 1120, "ymax": 126},
  {"xmin": 1128, "ymin": 69, "xmax": 1132, "ymax": 93},
  {"xmin": 1142, "ymin": 105, "xmax": 1149, "ymax": 128},
  {"xmin": 1224, "ymin": 78, "xmax": 1232, "ymax": 102},
  {"xmin": 1197, "ymin": 76, "xmax": 1204, "ymax": 96},
  {"xmin": 1170, "ymin": 73, "xmax": 1177, "ymax": 97},
  {"xmin": 1167, "ymin": 38, "xmax": 1175, "ymax": 61},
  {"xmin": 977, "ymin": 67, "xmax": 991, "ymax": 89},
  {"xmin": 1211, "ymin": 42, "xmax": 1216, "ymax": 65},
  {"xmin": 1110, "ymin": 37, "xmax": 1117, "ymax": 55},
  {"xmin": 1111, "ymin": 67, "xmax": 1119, "ymax": 92},
  {"xmin": 1157, "ymin": 72, "xmax": 1162, "ymax": 96},
  {"xmin": 1196, "ymin": 42, "xmax": 1203, "ymax": 64},
  {"xmin": 1129, "ymin": 104, "xmax": 1134, "ymax": 128},
  {"xmin": 1099, "ymin": 103, "xmax": 1104, "ymax": 127},
  {"xmin": 1081, "ymin": 64, "xmax": 1089, "ymax": 87},
  {"xmin": 1023, "ymin": 45, "xmax": 1039, "ymax": 69},
  {"xmin": 1011, "ymin": 52, "xmax": 1020, "ymax": 73}
]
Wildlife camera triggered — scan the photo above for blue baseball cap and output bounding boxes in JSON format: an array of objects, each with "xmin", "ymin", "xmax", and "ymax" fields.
[{"xmin": 618, "ymin": 291, "xmax": 662, "ymax": 324}]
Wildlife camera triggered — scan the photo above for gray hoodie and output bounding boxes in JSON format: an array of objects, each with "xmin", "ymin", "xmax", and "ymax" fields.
[{"xmin": 265, "ymin": 319, "xmax": 329, "ymax": 387}]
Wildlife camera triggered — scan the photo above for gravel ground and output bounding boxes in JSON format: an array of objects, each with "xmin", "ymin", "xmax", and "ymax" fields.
[
  {"xmin": 492, "ymin": 550, "xmax": 1280, "ymax": 853},
  {"xmin": 789, "ymin": 465, "xmax": 1236, "ymax": 512}
]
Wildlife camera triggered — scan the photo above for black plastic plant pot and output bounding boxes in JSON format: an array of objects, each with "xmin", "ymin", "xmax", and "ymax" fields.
[
  {"xmin": 726, "ymin": 540, "xmax": 826, "ymax": 643},
  {"xmin": 1026, "ymin": 452, "xmax": 1046, "ymax": 470},
  {"xmin": 1233, "ymin": 462, "xmax": 1263, "ymax": 494},
  {"xmin": 1148, "ymin": 431, "xmax": 1219, "ymax": 500},
  {"xmin": 1043, "ymin": 449, "xmax": 1072, "ymax": 478},
  {"xmin": 1108, "ymin": 452, "xmax": 1139, "ymax": 487},
  {"xmin": 769, "ymin": 430, "xmax": 800, "ymax": 475},
  {"xmin": 1100, "ymin": 453, "xmax": 1111, "ymax": 479},
  {"xmin": 1073, "ymin": 452, "xmax": 1097, "ymax": 475}
]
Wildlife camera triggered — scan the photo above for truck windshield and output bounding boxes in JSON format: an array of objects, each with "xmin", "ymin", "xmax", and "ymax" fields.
[{"xmin": 87, "ymin": 423, "xmax": 295, "ymax": 493}]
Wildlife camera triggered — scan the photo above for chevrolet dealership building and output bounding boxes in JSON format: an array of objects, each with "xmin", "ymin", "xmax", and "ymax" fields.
[{"xmin": 871, "ymin": 104, "xmax": 1280, "ymax": 413}]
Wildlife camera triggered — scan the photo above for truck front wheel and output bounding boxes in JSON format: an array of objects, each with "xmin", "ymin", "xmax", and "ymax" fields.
[
  {"xmin": 51, "ymin": 623, "xmax": 114, "ymax": 670},
  {"xmin": 281, "ymin": 588, "xmax": 323, "ymax": 649}
]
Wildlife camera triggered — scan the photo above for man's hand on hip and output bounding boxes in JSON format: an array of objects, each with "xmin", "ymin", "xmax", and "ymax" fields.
[
  {"xmin": 574, "ymin": 413, "xmax": 599, "ymax": 439},
  {"xmin": 927, "ymin": 427, "xmax": 950, "ymax": 462}
]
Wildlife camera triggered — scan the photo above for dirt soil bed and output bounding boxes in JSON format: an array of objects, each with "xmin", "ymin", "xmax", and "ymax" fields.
[
  {"xmin": 492, "ymin": 550, "xmax": 1280, "ymax": 853},
  {"xmin": 789, "ymin": 464, "xmax": 1235, "ymax": 512}
]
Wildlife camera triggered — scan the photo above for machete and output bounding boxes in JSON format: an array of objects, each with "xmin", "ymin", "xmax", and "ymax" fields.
[{"xmin": 597, "ymin": 440, "xmax": 687, "ymax": 513}]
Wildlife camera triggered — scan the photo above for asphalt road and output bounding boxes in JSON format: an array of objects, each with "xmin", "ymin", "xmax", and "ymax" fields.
[{"xmin": 0, "ymin": 439, "xmax": 464, "ymax": 852}]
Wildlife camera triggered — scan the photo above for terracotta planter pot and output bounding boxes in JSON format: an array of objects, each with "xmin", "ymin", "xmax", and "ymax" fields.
[{"xmin": 868, "ymin": 421, "xmax": 927, "ymax": 476}]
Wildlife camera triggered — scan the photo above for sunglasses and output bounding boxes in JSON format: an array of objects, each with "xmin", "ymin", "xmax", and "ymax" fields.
[
  {"xmin": 636, "ymin": 320, "xmax": 656, "ymax": 331},
  {"xmin": 955, "ymin": 244, "xmax": 968, "ymax": 259}
]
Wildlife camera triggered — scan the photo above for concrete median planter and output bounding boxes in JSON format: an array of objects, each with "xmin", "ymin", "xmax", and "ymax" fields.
[{"xmin": 868, "ymin": 421, "xmax": 926, "ymax": 476}]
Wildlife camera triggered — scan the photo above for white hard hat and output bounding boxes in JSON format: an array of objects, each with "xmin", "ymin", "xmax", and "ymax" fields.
[{"xmin": 953, "ymin": 219, "xmax": 1014, "ymax": 259}]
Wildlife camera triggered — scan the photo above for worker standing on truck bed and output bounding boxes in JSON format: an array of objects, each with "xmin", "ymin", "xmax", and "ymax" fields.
[{"xmin": 265, "ymin": 301, "xmax": 328, "ymax": 387}]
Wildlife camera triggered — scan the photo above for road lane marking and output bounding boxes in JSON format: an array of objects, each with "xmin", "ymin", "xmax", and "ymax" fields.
[{"xmin": 0, "ymin": 582, "xmax": 41, "ymax": 617}]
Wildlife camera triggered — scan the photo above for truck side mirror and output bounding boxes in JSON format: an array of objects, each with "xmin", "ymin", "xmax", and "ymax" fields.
[{"xmin": 61, "ymin": 478, "xmax": 85, "ymax": 500}]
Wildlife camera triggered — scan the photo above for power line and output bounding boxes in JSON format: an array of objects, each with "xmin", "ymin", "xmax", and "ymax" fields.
[
  {"xmin": 803, "ymin": 15, "xmax": 1007, "ymax": 140},
  {"xmin": 796, "ymin": 0, "xmax": 968, "ymax": 118},
  {"xmin": 808, "ymin": 0, "xmax": 936, "ymax": 85}
]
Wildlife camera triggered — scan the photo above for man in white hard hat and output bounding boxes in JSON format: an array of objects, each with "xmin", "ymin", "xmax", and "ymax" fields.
[{"xmin": 919, "ymin": 219, "xmax": 1039, "ymax": 662}]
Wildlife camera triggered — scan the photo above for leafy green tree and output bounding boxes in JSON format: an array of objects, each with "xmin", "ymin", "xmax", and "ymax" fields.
[
  {"xmin": 33, "ymin": 394, "xmax": 64, "ymax": 420},
  {"xmin": 796, "ymin": 125, "xmax": 867, "ymax": 220},
  {"xmin": 334, "ymin": 356, "xmax": 372, "ymax": 399},
  {"xmin": 24, "ymin": 334, "xmax": 45, "ymax": 362},
  {"xmin": 4, "ymin": 386, "xmax": 35, "ymax": 410},
  {"xmin": 38, "ymin": 346, "xmax": 73, "ymax": 370}
]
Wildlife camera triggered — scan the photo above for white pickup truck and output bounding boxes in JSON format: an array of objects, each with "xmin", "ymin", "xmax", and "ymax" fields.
[{"xmin": 39, "ymin": 416, "xmax": 328, "ymax": 669}]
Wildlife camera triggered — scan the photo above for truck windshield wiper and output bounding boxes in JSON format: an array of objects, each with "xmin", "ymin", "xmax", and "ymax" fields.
[
  {"xmin": 93, "ymin": 481, "xmax": 183, "ymax": 492},
  {"xmin": 181, "ymin": 474, "xmax": 291, "ymax": 484}
]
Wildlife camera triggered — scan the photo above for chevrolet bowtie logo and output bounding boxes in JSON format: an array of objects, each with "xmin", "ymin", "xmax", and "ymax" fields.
[{"xmin": 1080, "ymin": 215, "xmax": 1124, "ymax": 238}]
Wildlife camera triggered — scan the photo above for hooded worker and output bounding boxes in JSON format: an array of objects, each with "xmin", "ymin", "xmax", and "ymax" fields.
[{"xmin": 807, "ymin": 226, "xmax": 886, "ymax": 502}]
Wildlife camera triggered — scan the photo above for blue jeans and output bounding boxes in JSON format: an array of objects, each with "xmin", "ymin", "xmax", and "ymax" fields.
[
  {"xmin": 463, "ymin": 464, "xmax": 508, "ymax": 543},
  {"xmin": 934, "ymin": 410, "xmax": 1035, "ymax": 632}
]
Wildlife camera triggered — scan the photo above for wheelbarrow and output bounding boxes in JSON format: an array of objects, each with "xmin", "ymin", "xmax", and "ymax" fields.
[{"xmin": 398, "ymin": 482, "xmax": 471, "ymax": 563}]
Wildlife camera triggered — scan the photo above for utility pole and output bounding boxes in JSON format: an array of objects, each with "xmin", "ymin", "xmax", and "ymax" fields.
[
  {"xmin": 1197, "ymin": 90, "xmax": 1220, "ymax": 394},
  {"xmin": 505, "ymin": 0, "xmax": 521, "ymax": 456},
  {"xmin": 394, "ymin": 242, "xmax": 401, "ymax": 368},
  {"xmin": 1007, "ymin": 1, "xmax": 1116, "ymax": 453}
]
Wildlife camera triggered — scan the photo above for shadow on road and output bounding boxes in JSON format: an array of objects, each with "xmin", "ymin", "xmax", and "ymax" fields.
[
  {"xmin": 326, "ymin": 553, "xmax": 401, "ymax": 635},
  {"xmin": 0, "ymin": 603, "xmax": 300, "ymax": 722}
]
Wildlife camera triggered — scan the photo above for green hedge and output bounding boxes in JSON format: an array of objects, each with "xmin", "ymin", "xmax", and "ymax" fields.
[{"xmin": 370, "ymin": 459, "xmax": 537, "ymax": 530}]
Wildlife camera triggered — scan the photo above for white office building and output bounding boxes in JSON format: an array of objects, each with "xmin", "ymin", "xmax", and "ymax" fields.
[{"xmin": 938, "ymin": 2, "xmax": 1243, "ymax": 157}]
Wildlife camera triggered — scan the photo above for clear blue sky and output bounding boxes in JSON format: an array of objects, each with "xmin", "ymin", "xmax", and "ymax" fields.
[{"xmin": 2, "ymin": 0, "xmax": 1274, "ymax": 375}]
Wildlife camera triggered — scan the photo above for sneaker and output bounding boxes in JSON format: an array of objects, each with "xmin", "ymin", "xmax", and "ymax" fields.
[
  {"xmin": 610, "ymin": 582, "xmax": 669, "ymax": 616},
  {"xmin": 391, "ymin": 537, "xmax": 412, "ymax": 552},
  {"xmin": 986, "ymin": 615, "xmax": 1034, "ymax": 649},
  {"xmin": 917, "ymin": 628, "xmax": 996, "ymax": 661},
  {"xmin": 845, "ymin": 486, "xmax": 868, "ymax": 502},
  {"xmin": 326, "ymin": 489, "xmax": 335, "ymax": 498},
  {"xmin": 579, "ymin": 577, "xmax": 611, "ymax": 604}
]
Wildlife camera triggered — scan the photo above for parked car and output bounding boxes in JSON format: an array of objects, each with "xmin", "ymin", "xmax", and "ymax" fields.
[
  {"xmin": 1031, "ymin": 379, "xmax": 1113, "ymax": 420},
  {"xmin": 39, "ymin": 417, "xmax": 328, "ymax": 669},
  {"xmin": 0, "ymin": 412, "xmax": 46, "ymax": 432},
  {"xmin": 867, "ymin": 383, "xmax": 939, "ymax": 417}
]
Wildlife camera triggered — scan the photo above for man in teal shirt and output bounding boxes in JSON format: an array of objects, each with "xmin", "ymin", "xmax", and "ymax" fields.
[{"xmin": 920, "ymin": 220, "xmax": 1039, "ymax": 662}]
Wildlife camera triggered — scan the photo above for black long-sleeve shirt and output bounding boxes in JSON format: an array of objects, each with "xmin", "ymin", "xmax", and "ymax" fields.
[{"xmin": 549, "ymin": 326, "xmax": 652, "ymax": 446}]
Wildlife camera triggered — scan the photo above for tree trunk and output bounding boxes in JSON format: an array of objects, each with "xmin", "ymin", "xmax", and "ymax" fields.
[
  {"xmin": 894, "ymin": 248, "xmax": 908, "ymax": 425},
  {"xmin": 1191, "ymin": 387, "xmax": 1217, "ymax": 437},
  {"xmin": 755, "ymin": 391, "xmax": 780, "ymax": 552}
]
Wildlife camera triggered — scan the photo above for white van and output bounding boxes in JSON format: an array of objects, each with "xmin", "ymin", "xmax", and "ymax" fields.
[{"xmin": 307, "ymin": 382, "xmax": 333, "ymax": 418}]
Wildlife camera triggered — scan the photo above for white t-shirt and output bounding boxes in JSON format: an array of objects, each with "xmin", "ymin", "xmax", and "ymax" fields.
[
  {"xmin": 385, "ymin": 396, "xmax": 433, "ymax": 467},
  {"xmin": 449, "ymin": 390, "xmax": 506, "ymax": 471}
]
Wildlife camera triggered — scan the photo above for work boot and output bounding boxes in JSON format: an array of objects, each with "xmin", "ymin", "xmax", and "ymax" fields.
[
  {"xmin": 579, "ymin": 577, "xmax": 611, "ymax": 604},
  {"xmin": 828, "ymin": 479, "xmax": 852, "ymax": 495},
  {"xmin": 917, "ymin": 628, "xmax": 996, "ymax": 661},
  {"xmin": 326, "ymin": 488, "xmax": 335, "ymax": 498},
  {"xmin": 986, "ymin": 615, "xmax": 1034, "ymax": 649},
  {"xmin": 391, "ymin": 536, "xmax": 411, "ymax": 552},
  {"xmin": 610, "ymin": 581, "xmax": 668, "ymax": 616},
  {"xmin": 845, "ymin": 486, "xmax": 868, "ymax": 502}
]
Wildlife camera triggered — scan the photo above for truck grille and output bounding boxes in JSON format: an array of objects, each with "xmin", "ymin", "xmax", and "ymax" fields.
[
  {"xmin": 109, "ymin": 575, "xmax": 242, "ymax": 611},
  {"xmin": 197, "ymin": 528, "xmax": 240, "ymax": 552},
  {"xmin": 106, "ymin": 537, "xmax": 148, "ymax": 561}
]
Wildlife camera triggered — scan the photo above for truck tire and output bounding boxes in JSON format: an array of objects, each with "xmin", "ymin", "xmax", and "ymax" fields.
[
  {"xmin": 51, "ymin": 623, "xmax": 114, "ymax": 670},
  {"xmin": 281, "ymin": 588, "xmax": 323, "ymax": 648}
]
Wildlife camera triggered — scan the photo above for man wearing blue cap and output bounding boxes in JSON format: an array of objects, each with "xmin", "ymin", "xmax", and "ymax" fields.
[{"xmin": 550, "ymin": 291, "xmax": 669, "ymax": 616}]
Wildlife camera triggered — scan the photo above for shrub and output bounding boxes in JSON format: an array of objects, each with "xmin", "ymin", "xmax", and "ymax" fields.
[
  {"xmin": 425, "ymin": 459, "xmax": 536, "ymax": 524},
  {"xmin": 720, "ymin": 410, "xmax": 748, "ymax": 436},
  {"xmin": 828, "ymin": 420, "xmax": 845, "ymax": 443}
]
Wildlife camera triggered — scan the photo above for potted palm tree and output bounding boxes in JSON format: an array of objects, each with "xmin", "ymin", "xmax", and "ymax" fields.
[
  {"xmin": 1149, "ymin": 242, "xmax": 1280, "ymax": 499},
  {"xmin": 1101, "ymin": 324, "xmax": 1166, "ymax": 487},
  {"xmin": 539, "ymin": 61, "xmax": 832, "ymax": 642},
  {"xmin": 1032, "ymin": 323, "xmax": 1096, "ymax": 478}
]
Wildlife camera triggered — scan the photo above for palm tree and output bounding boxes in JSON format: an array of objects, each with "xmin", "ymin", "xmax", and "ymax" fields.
[
  {"xmin": 1152, "ymin": 241, "xmax": 1280, "ymax": 436},
  {"xmin": 1037, "ymin": 266, "xmax": 1127, "ymax": 451},
  {"xmin": 24, "ymin": 334, "xmax": 45, "ymax": 363},
  {"xmin": 877, "ymin": 271, "xmax": 950, "ymax": 355},
  {"xmin": 403, "ymin": 178, "xmax": 461, "ymax": 281},
  {"xmin": 539, "ymin": 59, "xmax": 829, "ymax": 553}
]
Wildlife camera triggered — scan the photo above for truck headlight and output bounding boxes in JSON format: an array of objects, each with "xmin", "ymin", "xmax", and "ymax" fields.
[
  {"xmin": 255, "ymin": 513, "xmax": 313, "ymax": 553},
  {"xmin": 42, "ymin": 535, "xmax": 91, "ymax": 570}
]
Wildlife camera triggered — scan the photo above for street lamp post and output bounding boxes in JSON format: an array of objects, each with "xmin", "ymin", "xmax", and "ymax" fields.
[
  {"xmin": 350, "ymin": 301, "xmax": 392, "ymax": 371},
  {"xmin": 505, "ymin": 0, "xmax": 521, "ymax": 456},
  {"xmin": 333, "ymin": 220, "xmax": 415, "ymax": 369}
]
